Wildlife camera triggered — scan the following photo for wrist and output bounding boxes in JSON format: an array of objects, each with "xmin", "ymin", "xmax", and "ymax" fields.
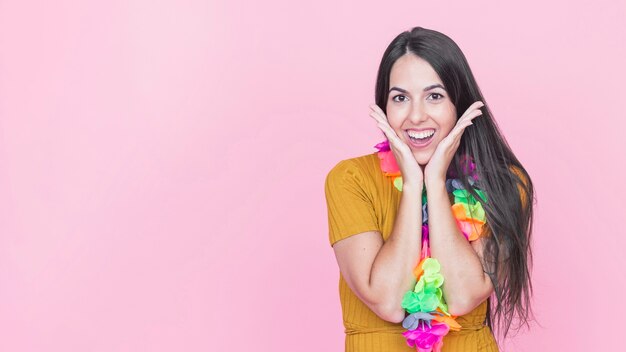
[
  {"xmin": 402, "ymin": 182, "xmax": 424, "ymax": 193},
  {"xmin": 425, "ymin": 178, "xmax": 446, "ymax": 190}
]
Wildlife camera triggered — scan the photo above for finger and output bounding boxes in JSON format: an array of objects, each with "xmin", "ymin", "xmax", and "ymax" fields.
[
  {"xmin": 465, "ymin": 101, "xmax": 485, "ymax": 114},
  {"xmin": 370, "ymin": 104, "xmax": 403, "ymax": 133},
  {"xmin": 447, "ymin": 118, "xmax": 474, "ymax": 143},
  {"xmin": 451, "ymin": 121, "xmax": 472, "ymax": 140},
  {"xmin": 459, "ymin": 101, "xmax": 485, "ymax": 121},
  {"xmin": 376, "ymin": 122, "xmax": 397, "ymax": 142},
  {"xmin": 449, "ymin": 119, "xmax": 469, "ymax": 139},
  {"xmin": 369, "ymin": 109, "xmax": 404, "ymax": 144},
  {"xmin": 370, "ymin": 111, "xmax": 401, "ymax": 143},
  {"xmin": 453, "ymin": 121, "xmax": 473, "ymax": 143},
  {"xmin": 470, "ymin": 101, "xmax": 485, "ymax": 110},
  {"xmin": 369, "ymin": 110, "xmax": 390, "ymax": 131},
  {"xmin": 368, "ymin": 104, "xmax": 414, "ymax": 154},
  {"xmin": 458, "ymin": 108, "xmax": 483, "ymax": 125},
  {"xmin": 459, "ymin": 109, "xmax": 483, "ymax": 120},
  {"xmin": 368, "ymin": 108, "xmax": 386, "ymax": 125},
  {"xmin": 369, "ymin": 104, "xmax": 387, "ymax": 118},
  {"xmin": 368, "ymin": 105, "xmax": 389, "ymax": 124}
]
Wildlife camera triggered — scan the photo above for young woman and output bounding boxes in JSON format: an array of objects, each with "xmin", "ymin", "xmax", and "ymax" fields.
[{"xmin": 324, "ymin": 27, "xmax": 535, "ymax": 352}]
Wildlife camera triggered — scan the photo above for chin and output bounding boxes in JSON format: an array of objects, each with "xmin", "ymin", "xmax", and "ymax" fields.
[{"xmin": 413, "ymin": 152, "xmax": 432, "ymax": 166}]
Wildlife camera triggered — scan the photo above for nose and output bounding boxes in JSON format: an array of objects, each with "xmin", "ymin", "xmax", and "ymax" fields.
[{"xmin": 408, "ymin": 102, "xmax": 429, "ymax": 124}]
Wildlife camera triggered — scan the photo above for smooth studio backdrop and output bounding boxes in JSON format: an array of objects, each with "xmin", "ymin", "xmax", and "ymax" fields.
[{"xmin": 1, "ymin": 0, "xmax": 624, "ymax": 351}]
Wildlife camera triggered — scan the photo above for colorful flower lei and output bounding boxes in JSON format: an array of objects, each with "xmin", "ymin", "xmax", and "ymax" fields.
[{"xmin": 373, "ymin": 140, "xmax": 489, "ymax": 352}]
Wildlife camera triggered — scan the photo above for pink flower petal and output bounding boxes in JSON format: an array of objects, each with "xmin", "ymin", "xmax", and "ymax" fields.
[{"xmin": 377, "ymin": 150, "xmax": 400, "ymax": 174}]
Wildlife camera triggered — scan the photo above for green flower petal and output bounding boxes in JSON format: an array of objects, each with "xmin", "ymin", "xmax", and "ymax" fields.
[
  {"xmin": 438, "ymin": 301, "xmax": 450, "ymax": 315},
  {"xmin": 420, "ymin": 295, "xmax": 439, "ymax": 312},
  {"xmin": 414, "ymin": 277, "xmax": 425, "ymax": 293},
  {"xmin": 423, "ymin": 285, "xmax": 437, "ymax": 295},
  {"xmin": 453, "ymin": 188, "xmax": 488, "ymax": 205},
  {"xmin": 452, "ymin": 189, "xmax": 472, "ymax": 205},
  {"xmin": 467, "ymin": 202, "xmax": 486, "ymax": 221},
  {"xmin": 402, "ymin": 291, "xmax": 420, "ymax": 313},
  {"xmin": 422, "ymin": 258, "xmax": 440, "ymax": 274},
  {"xmin": 422, "ymin": 274, "xmax": 436, "ymax": 285},
  {"xmin": 427, "ymin": 274, "xmax": 444, "ymax": 288},
  {"xmin": 474, "ymin": 189, "xmax": 487, "ymax": 203},
  {"xmin": 394, "ymin": 177, "xmax": 403, "ymax": 191}
]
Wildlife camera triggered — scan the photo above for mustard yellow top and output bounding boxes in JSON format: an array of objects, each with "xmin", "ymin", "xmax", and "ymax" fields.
[{"xmin": 324, "ymin": 152, "xmax": 499, "ymax": 352}]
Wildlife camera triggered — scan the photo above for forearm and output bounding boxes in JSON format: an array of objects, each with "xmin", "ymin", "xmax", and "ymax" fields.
[
  {"xmin": 369, "ymin": 183, "xmax": 423, "ymax": 322},
  {"xmin": 426, "ymin": 180, "xmax": 485, "ymax": 313}
]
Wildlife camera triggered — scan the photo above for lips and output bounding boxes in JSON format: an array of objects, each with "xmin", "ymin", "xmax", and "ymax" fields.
[
  {"xmin": 407, "ymin": 129, "xmax": 435, "ymax": 139},
  {"xmin": 405, "ymin": 128, "xmax": 436, "ymax": 132},
  {"xmin": 405, "ymin": 129, "xmax": 435, "ymax": 148}
]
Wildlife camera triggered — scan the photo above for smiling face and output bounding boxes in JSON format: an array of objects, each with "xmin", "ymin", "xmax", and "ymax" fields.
[{"xmin": 386, "ymin": 53, "xmax": 458, "ymax": 166}]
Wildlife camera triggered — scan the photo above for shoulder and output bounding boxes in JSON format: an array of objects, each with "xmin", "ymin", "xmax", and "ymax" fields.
[{"xmin": 325, "ymin": 152, "xmax": 380, "ymax": 186}]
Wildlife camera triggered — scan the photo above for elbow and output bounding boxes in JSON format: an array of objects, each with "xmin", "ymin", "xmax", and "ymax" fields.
[
  {"xmin": 374, "ymin": 301, "xmax": 406, "ymax": 324},
  {"xmin": 361, "ymin": 283, "xmax": 407, "ymax": 323},
  {"xmin": 447, "ymin": 279, "xmax": 495, "ymax": 316},
  {"xmin": 447, "ymin": 297, "xmax": 480, "ymax": 317},
  {"xmin": 447, "ymin": 302, "xmax": 471, "ymax": 317}
]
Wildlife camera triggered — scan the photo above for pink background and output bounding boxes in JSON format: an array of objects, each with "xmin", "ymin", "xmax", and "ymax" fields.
[{"xmin": 1, "ymin": 0, "xmax": 624, "ymax": 351}]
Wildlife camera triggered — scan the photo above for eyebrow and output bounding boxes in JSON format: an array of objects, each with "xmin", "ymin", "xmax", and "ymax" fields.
[{"xmin": 389, "ymin": 84, "xmax": 446, "ymax": 94}]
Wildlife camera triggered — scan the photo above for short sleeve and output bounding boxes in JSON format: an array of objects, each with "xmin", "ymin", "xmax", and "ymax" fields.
[{"xmin": 324, "ymin": 159, "xmax": 380, "ymax": 247}]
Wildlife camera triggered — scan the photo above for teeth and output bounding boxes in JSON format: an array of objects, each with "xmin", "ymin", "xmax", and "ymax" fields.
[{"xmin": 407, "ymin": 129, "xmax": 435, "ymax": 139}]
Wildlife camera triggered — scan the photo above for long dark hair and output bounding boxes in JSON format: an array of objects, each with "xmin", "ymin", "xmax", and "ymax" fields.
[{"xmin": 374, "ymin": 26, "xmax": 536, "ymax": 344}]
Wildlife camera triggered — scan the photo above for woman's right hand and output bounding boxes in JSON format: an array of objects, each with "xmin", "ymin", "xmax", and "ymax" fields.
[{"xmin": 369, "ymin": 104, "xmax": 424, "ymax": 188}]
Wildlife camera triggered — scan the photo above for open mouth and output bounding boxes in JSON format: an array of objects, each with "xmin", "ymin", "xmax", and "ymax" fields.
[{"xmin": 406, "ymin": 129, "xmax": 435, "ymax": 147}]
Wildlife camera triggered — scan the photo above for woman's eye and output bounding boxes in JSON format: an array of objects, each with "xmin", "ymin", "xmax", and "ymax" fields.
[
  {"xmin": 429, "ymin": 93, "xmax": 444, "ymax": 100},
  {"xmin": 392, "ymin": 95, "xmax": 407, "ymax": 102}
]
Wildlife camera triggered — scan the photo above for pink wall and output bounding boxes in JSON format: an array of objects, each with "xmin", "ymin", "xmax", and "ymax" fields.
[{"xmin": 1, "ymin": 0, "xmax": 624, "ymax": 351}]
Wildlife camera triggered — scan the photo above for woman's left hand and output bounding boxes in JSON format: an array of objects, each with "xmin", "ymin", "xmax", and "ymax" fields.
[{"xmin": 424, "ymin": 101, "xmax": 485, "ymax": 185}]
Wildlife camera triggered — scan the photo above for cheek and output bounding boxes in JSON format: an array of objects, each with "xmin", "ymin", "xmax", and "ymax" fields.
[
  {"xmin": 442, "ymin": 117, "xmax": 457, "ymax": 135},
  {"xmin": 385, "ymin": 108, "xmax": 404, "ymax": 130},
  {"xmin": 438, "ymin": 107, "xmax": 457, "ymax": 135}
]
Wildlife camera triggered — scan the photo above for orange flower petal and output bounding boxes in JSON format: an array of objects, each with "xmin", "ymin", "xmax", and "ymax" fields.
[
  {"xmin": 451, "ymin": 203, "xmax": 467, "ymax": 220},
  {"xmin": 413, "ymin": 257, "xmax": 428, "ymax": 279},
  {"xmin": 433, "ymin": 315, "xmax": 462, "ymax": 331}
]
